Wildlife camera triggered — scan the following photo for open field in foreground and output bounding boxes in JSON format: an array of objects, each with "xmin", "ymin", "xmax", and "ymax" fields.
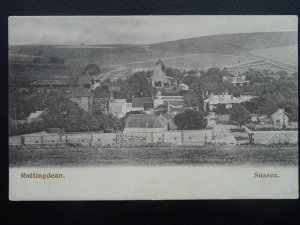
[{"xmin": 10, "ymin": 144, "xmax": 298, "ymax": 167}]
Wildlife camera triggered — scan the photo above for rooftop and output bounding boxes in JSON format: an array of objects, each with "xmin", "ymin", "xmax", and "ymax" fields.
[
  {"xmin": 66, "ymin": 88, "xmax": 91, "ymax": 98},
  {"xmin": 132, "ymin": 97, "xmax": 153, "ymax": 108},
  {"xmin": 30, "ymin": 79, "xmax": 71, "ymax": 86},
  {"xmin": 204, "ymin": 94, "xmax": 242, "ymax": 105}
]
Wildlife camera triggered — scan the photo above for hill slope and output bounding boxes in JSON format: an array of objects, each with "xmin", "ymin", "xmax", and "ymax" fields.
[{"xmin": 149, "ymin": 31, "xmax": 297, "ymax": 55}]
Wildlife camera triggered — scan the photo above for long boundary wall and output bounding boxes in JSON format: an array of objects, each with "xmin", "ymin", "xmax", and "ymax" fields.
[
  {"xmin": 246, "ymin": 129, "xmax": 298, "ymax": 144},
  {"xmin": 9, "ymin": 130, "xmax": 213, "ymax": 147}
]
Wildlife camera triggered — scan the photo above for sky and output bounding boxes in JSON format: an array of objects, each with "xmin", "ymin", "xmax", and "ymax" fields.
[{"xmin": 9, "ymin": 16, "xmax": 298, "ymax": 45}]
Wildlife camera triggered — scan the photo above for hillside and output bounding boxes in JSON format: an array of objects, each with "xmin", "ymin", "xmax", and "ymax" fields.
[
  {"xmin": 149, "ymin": 31, "xmax": 297, "ymax": 55},
  {"xmin": 249, "ymin": 45, "xmax": 298, "ymax": 68}
]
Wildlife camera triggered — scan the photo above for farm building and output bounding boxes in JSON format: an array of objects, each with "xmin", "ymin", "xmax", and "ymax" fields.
[{"xmin": 123, "ymin": 114, "xmax": 166, "ymax": 133}]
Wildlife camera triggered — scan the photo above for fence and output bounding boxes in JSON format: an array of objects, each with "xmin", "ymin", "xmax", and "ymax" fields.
[{"xmin": 9, "ymin": 130, "xmax": 213, "ymax": 147}]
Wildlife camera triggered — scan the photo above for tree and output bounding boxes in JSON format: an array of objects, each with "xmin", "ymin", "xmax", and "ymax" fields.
[
  {"xmin": 127, "ymin": 71, "xmax": 151, "ymax": 97},
  {"xmin": 229, "ymin": 105, "xmax": 250, "ymax": 129},
  {"xmin": 182, "ymin": 74, "xmax": 199, "ymax": 86},
  {"xmin": 201, "ymin": 67, "xmax": 226, "ymax": 83},
  {"xmin": 83, "ymin": 64, "xmax": 100, "ymax": 76},
  {"xmin": 174, "ymin": 109, "xmax": 207, "ymax": 130}
]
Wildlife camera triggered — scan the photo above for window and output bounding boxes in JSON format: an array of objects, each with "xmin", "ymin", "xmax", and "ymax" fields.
[
  {"xmin": 276, "ymin": 120, "xmax": 281, "ymax": 126},
  {"xmin": 174, "ymin": 137, "xmax": 177, "ymax": 140}
]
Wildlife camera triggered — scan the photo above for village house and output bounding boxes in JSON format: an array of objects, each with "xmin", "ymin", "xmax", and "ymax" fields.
[
  {"xmin": 27, "ymin": 109, "xmax": 48, "ymax": 123},
  {"xmin": 66, "ymin": 87, "xmax": 92, "ymax": 112},
  {"xmin": 248, "ymin": 108, "xmax": 298, "ymax": 130},
  {"xmin": 123, "ymin": 114, "xmax": 166, "ymax": 133},
  {"xmin": 204, "ymin": 91, "xmax": 242, "ymax": 112},
  {"xmin": 223, "ymin": 72, "xmax": 250, "ymax": 86}
]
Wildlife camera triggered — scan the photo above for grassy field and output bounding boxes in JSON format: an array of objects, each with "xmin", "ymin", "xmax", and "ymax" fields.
[{"xmin": 9, "ymin": 144, "xmax": 298, "ymax": 167}]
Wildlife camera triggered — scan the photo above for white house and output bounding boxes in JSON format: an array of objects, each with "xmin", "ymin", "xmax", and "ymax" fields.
[
  {"xmin": 204, "ymin": 92, "xmax": 242, "ymax": 111},
  {"xmin": 27, "ymin": 109, "xmax": 48, "ymax": 123}
]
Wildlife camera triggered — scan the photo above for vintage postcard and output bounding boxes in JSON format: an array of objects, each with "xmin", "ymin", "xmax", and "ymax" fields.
[{"xmin": 9, "ymin": 16, "xmax": 298, "ymax": 200}]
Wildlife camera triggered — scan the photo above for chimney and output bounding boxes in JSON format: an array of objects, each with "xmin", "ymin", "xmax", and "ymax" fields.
[{"xmin": 231, "ymin": 93, "xmax": 233, "ymax": 100}]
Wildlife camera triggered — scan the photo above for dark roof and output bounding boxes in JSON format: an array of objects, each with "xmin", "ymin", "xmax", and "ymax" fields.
[
  {"xmin": 132, "ymin": 97, "xmax": 153, "ymax": 108},
  {"xmin": 66, "ymin": 88, "xmax": 91, "ymax": 98},
  {"xmin": 93, "ymin": 86, "xmax": 110, "ymax": 98},
  {"xmin": 125, "ymin": 114, "xmax": 163, "ymax": 128}
]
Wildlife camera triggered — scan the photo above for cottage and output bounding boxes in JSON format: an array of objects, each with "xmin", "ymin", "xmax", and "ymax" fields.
[
  {"xmin": 27, "ymin": 109, "xmax": 48, "ymax": 123},
  {"xmin": 271, "ymin": 108, "xmax": 295, "ymax": 129},
  {"xmin": 123, "ymin": 114, "xmax": 166, "ymax": 133},
  {"xmin": 248, "ymin": 108, "xmax": 298, "ymax": 130}
]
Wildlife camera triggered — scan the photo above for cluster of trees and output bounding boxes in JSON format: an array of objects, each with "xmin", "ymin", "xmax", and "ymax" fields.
[
  {"xmin": 174, "ymin": 109, "xmax": 207, "ymax": 130},
  {"xmin": 9, "ymin": 92, "xmax": 124, "ymax": 136},
  {"xmin": 9, "ymin": 120, "xmax": 45, "ymax": 136},
  {"xmin": 181, "ymin": 67, "xmax": 298, "ymax": 120}
]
